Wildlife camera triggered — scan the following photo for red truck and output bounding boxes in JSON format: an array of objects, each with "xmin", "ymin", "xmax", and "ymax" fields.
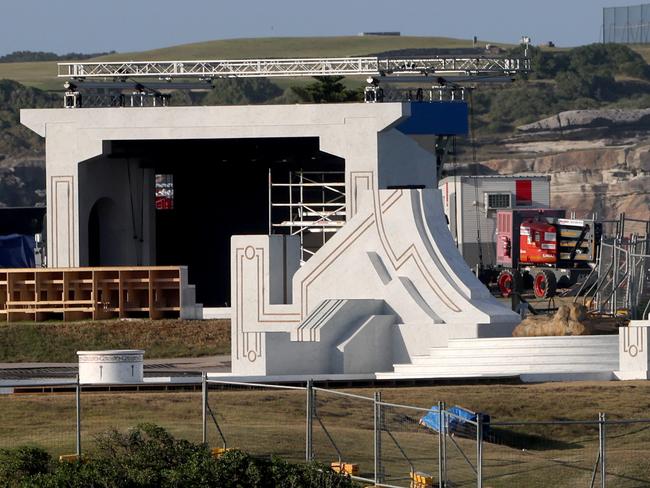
[{"xmin": 493, "ymin": 209, "xmax": 602, "ymax": 298}]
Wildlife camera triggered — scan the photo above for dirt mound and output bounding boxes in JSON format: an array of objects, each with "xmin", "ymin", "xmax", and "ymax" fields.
[{"xmin": 513, "ymin": 303, "xmax": 595, "ymax": 337}]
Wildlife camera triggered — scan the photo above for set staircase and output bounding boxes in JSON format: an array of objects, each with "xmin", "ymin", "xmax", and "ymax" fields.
[{"xmin": 377, "ymin": 335, "xmax": 619, "ymax": 380}]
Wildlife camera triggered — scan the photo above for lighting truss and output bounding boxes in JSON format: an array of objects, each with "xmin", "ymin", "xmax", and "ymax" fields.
[{"xmin": 58, "ymin": 56, "xmax": 530, "ymax": 80}]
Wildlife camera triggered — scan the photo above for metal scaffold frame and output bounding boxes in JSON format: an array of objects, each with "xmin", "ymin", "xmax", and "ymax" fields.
[
  {"xmin": 269, "ymin": 170, "xmax": 346, "ymax": 263},
  {"xmin": 578, "ymin": 215, "xmax": 650, "ymax": 319},
  {"xmin": 58, "ymin": 56, "xmax": 529, "ymax": 80}
]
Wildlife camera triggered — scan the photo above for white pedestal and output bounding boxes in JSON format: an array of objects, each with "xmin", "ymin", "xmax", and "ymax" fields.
[
  {"xmin": 77, "ymin": 350, "xmax": 145, "ymax": 384},
  {"xmin": 617, "ymin": 321, "xmax": 650, "ymax": 380}
]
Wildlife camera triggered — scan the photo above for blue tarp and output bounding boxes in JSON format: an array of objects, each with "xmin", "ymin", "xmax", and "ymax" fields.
[
  {"xmin": 420, "ymin": 405, "xmax": 490, "ymax": 438},
  {"xmin": 0, "ymin": 234, "xmax": 35, "ymax": 268}
]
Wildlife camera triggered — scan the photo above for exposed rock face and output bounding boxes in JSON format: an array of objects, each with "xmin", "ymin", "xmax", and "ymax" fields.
[
  {"xmin": 475, "ymin": 111, "xmax": 650, "ymax": 222},
  {"xmin": 518, "ymin": 109, "xmax": 650, "ymax": 134},
  {"xmin": 0, "ymin": 155, "xmax": 45, "ymax": 208}
]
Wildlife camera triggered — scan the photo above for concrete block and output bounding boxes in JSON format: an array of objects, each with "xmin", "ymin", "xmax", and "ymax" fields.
[{"xmin": 617, "ymin": 320, "xmax": 650, "ymax": 380}]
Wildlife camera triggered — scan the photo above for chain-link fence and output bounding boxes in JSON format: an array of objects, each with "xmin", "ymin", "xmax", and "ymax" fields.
[
  {"xmin": 0, "ymin": 382, "xmax": 79, "ymax": 457},
  {"xmin": 80, "ymin": 386, "xmax": 202, "ymax": 451},
  {"xmin": 310, "ymin": 386, "xmax": 375, "ymax": 483},
  {"xmin": 205, "ymin": 379, "xmax": 306, "ymax": 464},
  {"xmin": 603, "ymin": 4, "xmax": 650, "ymax": 44},
  {"xmin": 377, "ymin": 399, "xmax": 443, "ymax": 487},
  {"xmin": 3, "ymin": 378, "xmax": 650, "ymax": 488}
]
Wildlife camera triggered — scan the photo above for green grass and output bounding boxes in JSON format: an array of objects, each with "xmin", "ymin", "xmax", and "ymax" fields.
[
  {"xmin": 1, "ymin": 382, "xmax": 650, "ymax": 487},
  {"xmin": 0, "ymin": 319, "xmax": 230, "ymax": 362},
  {"xmin": 0, "ymin": 35, "xmax": 505, "ymax": 91}
]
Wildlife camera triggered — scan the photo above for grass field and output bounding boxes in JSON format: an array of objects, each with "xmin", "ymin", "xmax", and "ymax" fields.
[
  {"xmin": 0, "ymin": 319, "xmax": 230, "ymax": 362},
  {"xmin": 0, "ymin": 35, "xmax": 502, "ymax": 91},
  {"xmin": 1, "ymin": 381, "xmax": 650, "ymax": 487}
]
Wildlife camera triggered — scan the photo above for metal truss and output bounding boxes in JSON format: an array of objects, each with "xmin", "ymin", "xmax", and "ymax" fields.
[{"xmin": 58, "ymin": 55, "xmax": 529, "ymax": 80}]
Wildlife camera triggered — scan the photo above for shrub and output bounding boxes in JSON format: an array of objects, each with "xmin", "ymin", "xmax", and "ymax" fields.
[
  {"xmin": 0, "ymin": 446, "xmax": 51, "ymax": 487},
  {"xmin": 8, "ymin": 424, "xmax": 358, "ymax": 488}
]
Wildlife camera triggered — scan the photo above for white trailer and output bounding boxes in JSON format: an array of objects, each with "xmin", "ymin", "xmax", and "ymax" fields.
[{"xmin": 439, "ymin": 175, "xmax": 551, "ymax": 269}]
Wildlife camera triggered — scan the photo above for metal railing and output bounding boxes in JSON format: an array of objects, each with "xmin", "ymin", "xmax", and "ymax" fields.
[{"xmin": 3, "ymin": 376, "xmax": 650, "ymax": 487}]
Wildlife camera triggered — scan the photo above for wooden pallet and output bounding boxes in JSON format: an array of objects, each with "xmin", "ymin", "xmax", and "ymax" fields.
[{"xmin": 0, "ymin": 266, "xmax": 200, "ymax": 322}]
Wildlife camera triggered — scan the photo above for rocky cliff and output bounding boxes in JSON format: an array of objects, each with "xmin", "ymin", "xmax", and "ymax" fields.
[{"xmin": 469, "ymin": 109, "xmax": 650, "ymax": 225}]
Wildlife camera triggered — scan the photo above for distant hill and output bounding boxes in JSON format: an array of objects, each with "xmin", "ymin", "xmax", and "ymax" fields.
[
  {"xmin": 0, "ymin": 50, "xmax": 116, "ymax": 63},
  {"xmin": 0, "ymin": 35, "xmax": 503, "ymax": 91}
]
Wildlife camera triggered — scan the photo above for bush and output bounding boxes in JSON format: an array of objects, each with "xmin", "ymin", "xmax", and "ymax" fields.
[
  {"xmin": 9, "ymin": 424, "xmax": 358, "ymax": 488},
  {"xmin": 0, "ymin": 446, "xmax": 51, "ymax": 487}
]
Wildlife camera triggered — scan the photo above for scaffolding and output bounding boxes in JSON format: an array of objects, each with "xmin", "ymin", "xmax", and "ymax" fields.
[
  {"xmin": 269, "ymin": 170, "xmax": 346, "ymax": 263},
  {"xmin": 578, "ymin": 216, "xmax": 650, "ymax": 319}
]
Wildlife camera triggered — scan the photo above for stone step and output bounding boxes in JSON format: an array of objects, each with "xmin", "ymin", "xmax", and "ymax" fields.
[
  {"xmin": 391, "ymin": 362, "xmax": 616, "ymax": 376},
  {"xmin": 443, "ymin": 336, "xmax": 617, "ymax": 350},
  {"xmin": 414, "ymin": 345, "xmax": 617, "ymax": 362},
  {"xmin": 405, "ymin": 353, "xmax": 618, "ymax": 367},
  {"xmin": 376, "ymin": 370, "xmax": 616, "ymax": 381},
  {"xmin": 412, "ymin": 350, "xmax": 618, "ymax": 366}
]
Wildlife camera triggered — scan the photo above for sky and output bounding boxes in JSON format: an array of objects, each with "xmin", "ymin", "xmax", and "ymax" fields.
[{"xmin": 0, "ymin": 0, "xmax": 643, "ymax": 56}]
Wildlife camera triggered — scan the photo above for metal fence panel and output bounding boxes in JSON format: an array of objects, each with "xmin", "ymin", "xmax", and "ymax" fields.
[
  {"xmin": 0, "ymin": 386, "xmax": 78, "ymax": 456},
  {"xmin": 604, "ymin": 420, "xmax": 650, "ymax": 487},
  {"xmin": 311, "ymin": 387, "xmax": 376, "ymax": 483},
  {"xmin": 206, "ymin": 381, "xmax": 306, "ymax": 464},
  {"xmin": 378, "ymin": 401, "xmax": 442, "ymax": 487},
  {"xmin": 604, "ymin": 4, "xmax": 650, "ymax": 44},
  {"xmin": 79, "ymin": 389, "xmax": 202, "ymax": 451},
  {"xmin": 483, "ymin": 421, "xmax": 601, "ymax": 488}
]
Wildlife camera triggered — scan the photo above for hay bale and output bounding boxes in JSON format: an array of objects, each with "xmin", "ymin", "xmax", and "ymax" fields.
[{"xmin": 512, "ymin": 303, "xmax": 592, "ymax": 337}]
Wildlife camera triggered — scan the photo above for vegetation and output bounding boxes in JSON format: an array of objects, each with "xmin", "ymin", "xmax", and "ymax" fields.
[
  {"xmin": 0, "ymin": 319, "xmax": 230, "ymax": 362},
  {"xmin": 0, "ymin": 50, "xmax": 116, "ymax": 64},
  {"xmin": 2, "ymin": 383, "xmax": 650, "ymax": 486},
  {"xmin": 469, "ymin": 43, "xmax": 650, "ymax": 133},
  {"xmin": 0, "ymin": 424, "xmax": 357, "ymax": 487},
  {"xmin": 286, "ymin": 76, "xmax": 362, "ymax": 103},
  {"xmin": 3, "ymin": 39, "xmax": 650, "ymax": 208}
]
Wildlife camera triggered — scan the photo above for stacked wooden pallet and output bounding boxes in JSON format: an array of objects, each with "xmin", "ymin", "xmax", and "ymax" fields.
[{"xmin": 0, "ymin": 266, "xmax": 202, "ymax": 322}]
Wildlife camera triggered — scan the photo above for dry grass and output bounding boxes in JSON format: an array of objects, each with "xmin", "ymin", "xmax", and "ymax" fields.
[
  {"xmin": 0, "ymin": 319, "xmax": 230, "ymax": 362},
  {"xmin": 1, "ymin": 381, "xmax": 650, "ymax": 487}
]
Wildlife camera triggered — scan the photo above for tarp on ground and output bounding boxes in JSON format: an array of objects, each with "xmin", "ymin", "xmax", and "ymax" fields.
[
  {"xmin": 419, "ymin": 405, "xmax": 490, "ymax": 438},
  {"xmin": 0, "ymin": 234, "xmax": 35, "ymax": 268}
]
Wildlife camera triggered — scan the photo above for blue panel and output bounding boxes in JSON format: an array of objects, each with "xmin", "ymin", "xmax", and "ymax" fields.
[
  {"xmin": 0, "ymin": 234, "xmax": 35, "ymax": 268},
  {"xmin": 397, "ymin": 101, "xmax": 468, "ymax": 136}
]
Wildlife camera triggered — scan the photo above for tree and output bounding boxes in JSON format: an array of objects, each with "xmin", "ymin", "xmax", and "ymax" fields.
[
  {"xmin": 201, "ymin": 78, "xmax": 282, "ymax": 105},
  {"xmin": 289, "ymin": 76, "xmax": 362, "ymax": 103}
]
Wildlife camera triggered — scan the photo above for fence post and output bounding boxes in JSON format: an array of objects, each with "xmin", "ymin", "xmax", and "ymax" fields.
[
  {"xmin": 600, "ymin": 412, "xmax": 607, "ymax": 488},
  {"xmin": 75, "ymin": 375, "xmax": 81, "ymax": 457},
  {"xmin": 306, "ymin": 379, "xmax": 313, "ymax": 462},
  {"xmin": 476, "ymin": 412, "xmax": 483, "ymax": 488},
  {"xmin": 374, "ymin": 391, "xmax": 383, "ymax": 485},
  {"xmin": 442, "ymin": 401, "xmax": 448, "ymax": 487},
  {"xmin": 438, "ymin": 401, "xmax": 443, "ymax": 488},
  {"xmin": 201, "ymin": 372, "xmax": 207, "ymax": 444}
]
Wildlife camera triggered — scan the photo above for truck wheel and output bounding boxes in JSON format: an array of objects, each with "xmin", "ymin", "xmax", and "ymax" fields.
[
  {"xmin": 533, "ymin": 270, "xmax": 557, "ymax": 299},
  {"xmin": 497, "ymin": 270, "xmax": 514, "ymax": 297}
]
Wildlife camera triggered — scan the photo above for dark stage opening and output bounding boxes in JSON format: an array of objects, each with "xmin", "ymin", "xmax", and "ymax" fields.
[{"xmin": 108, "ymin": 138, "xmax": 345, "ymax": 307}]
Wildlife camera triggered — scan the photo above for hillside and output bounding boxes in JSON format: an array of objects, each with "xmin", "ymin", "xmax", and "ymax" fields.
[
  {"xmin": 0, "ymin": 35, "xmax": 501, "ymax": 91},
  {"xmin": 0, "ymin": 80, "xmax": 57, "ymax": 207},
  {"xmin": 1, "ymin": 37, "xmax": 650, "ymax": 223}
]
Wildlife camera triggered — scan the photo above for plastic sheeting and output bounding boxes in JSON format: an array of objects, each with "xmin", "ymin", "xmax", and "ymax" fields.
[
  {"xmin": 420, "ymin": 405, "xmax": 490, "ymax": 438},
  {"xmin": 0, "ymin": 234, "xmax": 36, "ymax": 268}
]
